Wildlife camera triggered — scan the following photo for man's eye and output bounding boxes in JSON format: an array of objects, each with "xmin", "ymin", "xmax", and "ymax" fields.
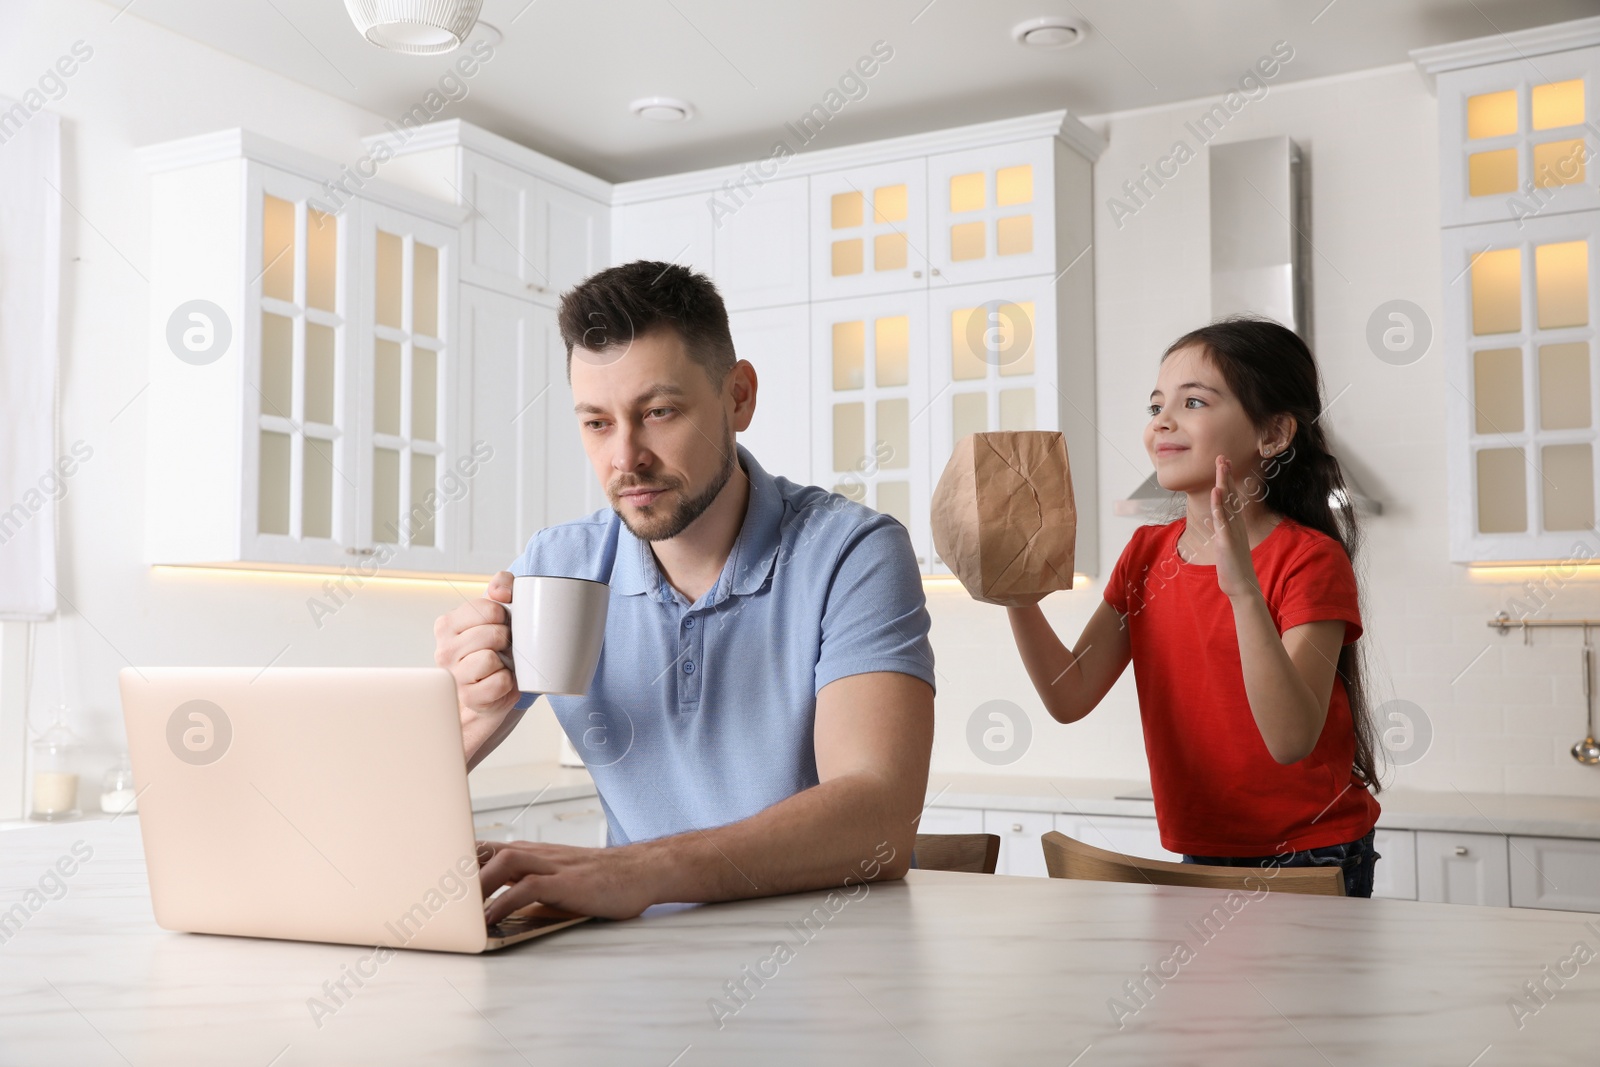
[
  {"xmin": 648, "ymin": 408, "xmax": 673, "ymax": 419},
  {"xmin": 584, "ymin": 420, "xmax": 606, "ymax": 431}
]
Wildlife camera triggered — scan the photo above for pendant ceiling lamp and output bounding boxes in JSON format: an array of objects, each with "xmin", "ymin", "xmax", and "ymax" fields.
[{"xmin": 344, "ymin": 0, "xmax": 484, "ymax": 54}]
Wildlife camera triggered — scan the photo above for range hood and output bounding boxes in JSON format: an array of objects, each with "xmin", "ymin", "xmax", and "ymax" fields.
[{"xmin": 1118, "ymin": 136, "xmax": 1382, "ymax": 518}]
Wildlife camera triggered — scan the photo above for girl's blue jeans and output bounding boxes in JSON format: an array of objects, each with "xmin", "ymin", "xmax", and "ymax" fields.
[{"xmin": 1181, "ymin": 829, "xmax": 1379, "ymax": 898}]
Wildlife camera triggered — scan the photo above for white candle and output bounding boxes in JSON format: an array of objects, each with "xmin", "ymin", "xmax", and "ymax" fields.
[
  {"xmin": 100, "ymin": 788, "xmax": 137, "ymax": 815},
  {"xmin": 32, "ymin": 771, "xmax": 78, "ymax": 817}
]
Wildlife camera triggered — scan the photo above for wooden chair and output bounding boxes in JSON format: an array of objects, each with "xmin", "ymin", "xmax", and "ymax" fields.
[
  {"xmin": 914, "ymin": 833, "xmax": 1001, "ymax": 875},
  {"xmin": 1040, "ymin": 830, "xmax": 1345, "ymax": 896}
]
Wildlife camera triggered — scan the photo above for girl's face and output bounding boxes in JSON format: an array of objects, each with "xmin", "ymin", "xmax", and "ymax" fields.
[{"xmin": 1144, "ymin": 345, "xmax": 1271, "ymax": 494}]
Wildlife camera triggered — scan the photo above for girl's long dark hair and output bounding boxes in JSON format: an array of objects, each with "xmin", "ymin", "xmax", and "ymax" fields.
[{"xmin": 1163, "ymin": 317, "xmax": 1381, "ymax": 795}]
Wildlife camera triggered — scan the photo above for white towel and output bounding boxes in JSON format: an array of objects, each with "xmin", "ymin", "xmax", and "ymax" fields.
[{"xmin": 0, "ymin": 100, "xmax": 61, "ymax": 620}]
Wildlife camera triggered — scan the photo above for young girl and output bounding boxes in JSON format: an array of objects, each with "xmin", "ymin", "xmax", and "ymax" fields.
[{"xmin": 1009, "ymin": 318, "xmax": 1382, "ymax": 896}]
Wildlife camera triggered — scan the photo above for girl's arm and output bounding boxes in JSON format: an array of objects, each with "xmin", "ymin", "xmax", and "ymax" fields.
[
  {"xmin": 1210, "ymin": 454, "xmax": 1347, "ymax": 763},
  {"xmin": 1007, "ymin": 598, "xmax": 1132, "ymax": 724}
]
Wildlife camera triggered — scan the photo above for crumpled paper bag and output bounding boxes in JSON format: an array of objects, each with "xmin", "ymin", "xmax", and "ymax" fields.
[{"xmin": 931, "ymin": 431, "xmax": 1076, "ymax": 606}]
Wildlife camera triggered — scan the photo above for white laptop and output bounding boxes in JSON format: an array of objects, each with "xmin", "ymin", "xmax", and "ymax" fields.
[{"xmin": 119, "ymin": 666, "xmax": 590, "ymax": 953}]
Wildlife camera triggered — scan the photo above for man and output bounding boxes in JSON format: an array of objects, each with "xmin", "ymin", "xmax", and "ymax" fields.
[{"xmin": 433, "ymin": 260, "xmax": 935, "ymax": 922}]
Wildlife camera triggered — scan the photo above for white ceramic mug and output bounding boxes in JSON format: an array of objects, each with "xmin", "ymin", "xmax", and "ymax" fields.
[{"xmin": 506, "ymin": 576, "xmax": 610, "ymax": 695}]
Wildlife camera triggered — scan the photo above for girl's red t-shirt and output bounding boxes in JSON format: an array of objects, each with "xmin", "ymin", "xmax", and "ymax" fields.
[{"xmin": 1103, "ymin": 516, "xmax": 1380, "ymax": 856}]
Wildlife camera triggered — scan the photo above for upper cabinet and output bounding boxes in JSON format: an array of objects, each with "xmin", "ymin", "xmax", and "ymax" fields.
[
  {"xmin": 811, "ymin": 158, "xmax": 930, "ymax": 301},
  {"xmin": 1416, "ymin": 17, "xmax": 1600, "ymax": 562},
  {"xmin": 927, "ymin": 139, "xmax": 1057, "ymax": 287}
]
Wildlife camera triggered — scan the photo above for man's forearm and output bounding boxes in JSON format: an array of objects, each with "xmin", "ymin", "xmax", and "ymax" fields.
[
  {"xmin": 627, "ymin": 770, "xmax": 921, "ymax": 906},
  {"xmin": 463, "ymin": 704, "xmax": 527, "ymax": 772}
]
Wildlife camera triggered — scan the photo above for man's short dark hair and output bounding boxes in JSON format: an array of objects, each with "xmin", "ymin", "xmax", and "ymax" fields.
[{"xmin": 558, "ymin": 261, "xmax": 736, "ymax": 387}]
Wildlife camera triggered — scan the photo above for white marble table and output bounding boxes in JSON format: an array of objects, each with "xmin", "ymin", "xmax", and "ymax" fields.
[{"xmin": 1, "ymin": 818, "xmax": 1594, "ymax": 1065}]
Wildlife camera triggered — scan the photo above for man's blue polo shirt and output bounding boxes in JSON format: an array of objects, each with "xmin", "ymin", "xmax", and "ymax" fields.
[{"xmin": 507, "ymin": 443, "xmax": 936, "ymax": 846}]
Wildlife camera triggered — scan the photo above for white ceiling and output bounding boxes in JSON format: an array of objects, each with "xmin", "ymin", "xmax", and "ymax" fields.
[{"xmin": 114, "ymin": 0, "xmax": 1600, "ymax": 182}]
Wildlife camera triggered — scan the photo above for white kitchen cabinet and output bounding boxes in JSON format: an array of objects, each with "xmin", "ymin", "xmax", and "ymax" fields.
[
  {"xmin": 713, "ymin": 176, "xmax": 810, "ymax": 309},
  {"xmin": 613, "ymin": 193, "xmax": 716, "ymax": 280},
  {"xmin": 473, "ymin": 797, "xmax": 607, "ymax": 848},
  {"xmin": 1416, "ymin": 830, "xmax": 1511, "ymax": 906},
  {"xmin": 1372, "ymin": 828, "xmax": 1418, "ymax": 901},
  {"xmin": 542, "ymin": 359, "xmax": 606, "ymax": 527},
  {"xmin": 1509, "ymin": 834, "xmax": 1600, "ymax": 912},
  {"xmin": 1053, "ymin": 813, "xmax": 1182, "ymax": 864},
  {"xmin": 810, "ymin": 158, "xmax": 930, "ymax": 301},
  {"xmin": 926, "ymin": 139, "xmax": 1058, "ymax": 287},
  {"xmin": 915, "ymin": 806, "xmax": 985, "ymax": 836},
  {"xmin": 143, "ymin": 132, "xmax": 472, "ymax": 573},
  {"xmin": 810, "ymin": 291, "xmax": 933, "ymax": 565},
  {"xmin": 983, "ymin": 809, "xmax": 1054, "ymax": 878},
  {"xmin": 729, "ymin": 303, "xmax": 811, "ymax": 484}
]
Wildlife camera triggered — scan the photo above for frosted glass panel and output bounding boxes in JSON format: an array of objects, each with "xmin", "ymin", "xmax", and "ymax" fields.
[
  {"xmin": 373, "ymin": 447, "xmax": 400, "ymax": 542},
  {"xmin": 374, "ymin": 339, "xmax": 402, "ymax": 436},
  {"xmin": 1476, "ymin": 447, "xmax": 1527, "ymax": 533},
  {"xmin": 875, "ymin": 316, "xmax": 909, "ymax": 387},
  {"xmin": 1536, "ymin": 240, "xmax": 1588, "ymax": 328},
  {"xmin": 413, "ymin": 348, "xmax": 438, "ymax": 442},
  {"xmin": 832, "ymin": 191, "xmax": 863, "ymax": 229},
  {"xmin": 999, "ymin": 388, "xmax": 1035, "ymax": 431},
  {"xmin": 874, "ymin": 232, "xmax": 907, "ymax": 272},
  {"xmin": 832, "ymin": 238, "xmax": 863, "ymax": 277},
  {"xmin": 411, "ymin": 452, "xmax": 436, "ymax": 547},
  {"xmin": 1471, "ymin": 248, "xmax": 1521, "ymax": 335},
  {"xmin": 1467, "ymin": 89, "xmax": 1517, "ymax": 139},
  {"xmin": 304, "ymin": 322, "xmax": 335, "ymax": 425},
  {"xmin": 258, "ymin": 430, "xmax": 291, "ymax": 536},
  {"xmin": 832, "ymin": 401, "xmax": 865, "ymax": 471},
  {"xmin": 306, "ymin": 209, "xmax": 336, "ymax": 312},
  {"xmin": 832, "ymin": 481, "xmax": 866, "ymax": 503},
  {"xmin": 375, "ymin": 230, "xmax": 403, "ymax": 329},
  {"xmin": 260, "ymin": 312, "xmax": 293, "ymax": 418},
  {"xmin": 950, "ymin": 221, "xmax": 985, "ymax": 262},
  {"xmin": 1533, "ymin": 79, "xmax": 1584, "ymax": 130},
  {"xmin": 262, "ymin": 195, "xmax": 295, "ymax": 303},
  {"xmin": 414, "ymin": 242, "xmax": 439, "ymax": 338},
  {"xmin": 1539, "ymin": 342, "xmax": 1590, "ymax": 430},
  {"xmin": 997, "ymin": 301, "xmax": 1036, "ymax": 377},
  {"xmin": 877, "ymin": 398, "xmax": 909, "ymax": 469},
  {"xmin": 996, "ymin": 215, "xmax": 1033, "ymax": 257},
  {"xmin": 951, "ymin": 307, "xmax": 987, "ymax": 381},
  {"xmin": 996, "ymin": 165, "xmax": 1033, "ymax": 206},
  {"xmin": 950, "ymin": 173, "xmax": 984, "ymax": 213},
  {"xmin": 1543, "ymin": 443, "xmax": 1594, "ymax": 531},
  {"xmin": 952, "ymin": 391, "xmax": 986, "ymax": 442},
  {"xmin": 302, "ymin": 436, "xmax": 333, "ymax": 539},
  {"xmin": 873, "ymin": 184, "xmax": 907, "ymax": 223},
  {"xmin": 876, "ymin": 480, "xmax": 910, "ymax": 529},
  {"xmin": 1533, "ymin": 139, "xmax": 1586, "ymax": 188},
  {"xmin": 1472, "ymin": 347, "xmax": 1523, "ymax": 433},
  {"xmin": 832, "ymin": 320, "xmax": 865, "ymax": 390},
  {"xmin": 1468, "ymin": 149, "xmax": 1518, "ymax": 197}
]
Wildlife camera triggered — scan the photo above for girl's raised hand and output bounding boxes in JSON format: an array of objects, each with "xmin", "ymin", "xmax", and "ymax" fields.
[{"xmin": 1210, "ymin": 455, "xmax": 1260, "ymax": 602}]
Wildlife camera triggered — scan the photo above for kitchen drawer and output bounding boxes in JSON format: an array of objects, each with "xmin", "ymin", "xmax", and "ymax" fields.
[
  {"xmin": 916, "ymin": 806, "xmax": 985, "ymax": 836},
  {"xmin": 1509, "ymin": 835, "xmax": 1600, "ymax": 912},
  {"xmin": 1416, "ymin": 830, "xmax": 1510, "ymax": 906},
  {"xmin": 1053, "ymin": 813, "xmax": 1181, "ymax": 863},
  {"xmin": 1372, "ymin": 829, "xmax": 1417, "ymax": 901},
  {"xmin": 984, "ymin": 809, "xmax": 1054, "ymax": 878},
  {"xmin": 472, "ymin": 797, "xmax": 607, "ymax": 848}
]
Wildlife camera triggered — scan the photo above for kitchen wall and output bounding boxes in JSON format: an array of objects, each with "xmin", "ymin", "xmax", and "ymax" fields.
[{"xmin": 7, "ymin": 1, "xmax": 1598, "ymax": 802}]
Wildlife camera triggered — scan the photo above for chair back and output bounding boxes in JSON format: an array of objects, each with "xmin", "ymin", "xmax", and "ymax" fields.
[
  {"xmin": 913, "ymin": 833, "xmax": 1001, "ymax": 875},
  {"xmin": 1040, "ymin": 830, "xmax": 1344, "ymax": 896}
]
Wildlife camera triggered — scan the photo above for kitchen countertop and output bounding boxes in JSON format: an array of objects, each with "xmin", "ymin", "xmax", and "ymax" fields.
[
  {"xmin": 0, "ymin": 818, "xmax": 1591, "ymax": 1064},
  {"xmin": 470, "ymin": 764, "xmax": 1600, "ymax": 840}
]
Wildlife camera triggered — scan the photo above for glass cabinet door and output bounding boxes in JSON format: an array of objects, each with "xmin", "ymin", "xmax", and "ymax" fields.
[
  {"xmin": 247, "ymin": 167, "xmax": 355, "ymax": 564},
  {"xmin": 1440, "ymin": 45, "xmax": 1600, "ymax": 227},
  {"xmin": 927, "ymin": 140, "xmax": 1055, "ymax": 287},
  {"xmin": 358, "ymin": 202, "xmax": 458, "ymax": 569},
  {"xmin": 810, "ymin": 160, "xmax": 929, "ymax": 302},
  {"xmin": 811, "ymin": 292, "xmax": 933, "ymax": 566},
  {"xmin": 928, "ymin": 278, "xmax": 1058, "ymax": 573},
  {"xmin": 1445, "ymin": 211, "xmax": 1599, "ymax": 560}
]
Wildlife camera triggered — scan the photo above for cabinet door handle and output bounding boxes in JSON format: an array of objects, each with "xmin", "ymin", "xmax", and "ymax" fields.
[
  {"xmin": 553, "ymin": 809, "xmax": 600, "ymax": 821},
  {"xmin": 1011, "ymin": 823, "xmax": 1023, "ymax": 833},
  {"xmin": 912, "ymin": 270, "xmax": 923, "ymax": 278},
  {"xmin": 931, "ymin": 268, "xmax": 941, "ymax": 276},
  {"xmin": 345, "ymin": 547, "xmax": 375, "ymax": 556},
  {"xmin": 1454, "ymin": 846, "xmax": 1469, "ymax": 856}
]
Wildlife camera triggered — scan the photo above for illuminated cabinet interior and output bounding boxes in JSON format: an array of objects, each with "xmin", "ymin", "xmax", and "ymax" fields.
[{"xmin": 1416, "ymin": 20, "xmax": 1600, "ymax": 561}]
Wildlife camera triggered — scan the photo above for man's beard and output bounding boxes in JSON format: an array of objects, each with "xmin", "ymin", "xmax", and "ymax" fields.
[{"xmin": 612, "ymin": 415, "xmax": 737, "ymax": 543}]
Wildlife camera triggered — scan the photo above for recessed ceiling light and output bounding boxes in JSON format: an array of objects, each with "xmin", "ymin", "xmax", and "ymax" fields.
[
  {"xmin": 468, "ymin": 20, "xmax": 503, "ymax": 47},
  {"xmin": 1012, "ymin": 16, "xmax": 1087, "ymax": 49},
  {"xmin": 630, "ymin": 96, "xmax": 695, "ymax": 123}
]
